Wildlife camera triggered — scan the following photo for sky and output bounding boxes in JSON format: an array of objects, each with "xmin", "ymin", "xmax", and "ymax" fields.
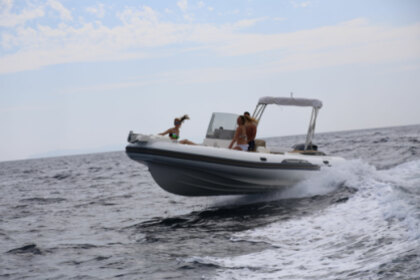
[{"xmin": 1, "ymin": 0, "xmax": 420, "ymax": 162}]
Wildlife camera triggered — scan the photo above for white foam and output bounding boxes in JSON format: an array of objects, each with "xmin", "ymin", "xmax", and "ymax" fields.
[
  {"xmin": 275, "ymin": 159, "xmax": 375, "ymax": 199},
  {"xmin": 379, "ymin": 159, "xmax": 420, "ymax": 190},
  {"xmin": 375, "ymin": 159, "xmax": 420, "ymax": 240},
  {"xmin": 189, "ymin": 159, "xmax": 420, "ymax": 279},
  {"xmin": 212, "ymin": 159, "xmax": 375, "ymax": 207}
]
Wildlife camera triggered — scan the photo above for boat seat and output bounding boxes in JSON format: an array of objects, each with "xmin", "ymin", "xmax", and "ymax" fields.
[
  {"xmin": 256, "ymin": 146, "xmax": 270, "ymax": 153},
  {"xmin": 290, "ymin": 142, "xmax": 325, "ymax": 155},
  {"xmin": 252, "ymin": 139, "xmax": 266, "ymax": 152}
]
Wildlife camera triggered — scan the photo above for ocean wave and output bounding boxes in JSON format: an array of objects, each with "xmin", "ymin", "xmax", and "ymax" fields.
[{"xmin": 1, "ymin": 125, "xmax": 419, "ymax": 279}]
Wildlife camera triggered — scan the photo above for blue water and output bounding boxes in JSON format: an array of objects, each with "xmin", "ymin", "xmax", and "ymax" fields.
[{"xmin": 1, "ymin": 125, "xmax": 419, "ymax": 279}]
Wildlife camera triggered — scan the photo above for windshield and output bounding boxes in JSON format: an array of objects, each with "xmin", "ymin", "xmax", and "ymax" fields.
[{"xmin": 206, "ymin": 112, "xmax": 238, "ymax": 140}]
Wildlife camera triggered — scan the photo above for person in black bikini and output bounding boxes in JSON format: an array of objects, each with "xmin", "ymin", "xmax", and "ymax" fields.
[{"xmin": 159, "ymin": 115, "xmax": 195, "ymax": 145}]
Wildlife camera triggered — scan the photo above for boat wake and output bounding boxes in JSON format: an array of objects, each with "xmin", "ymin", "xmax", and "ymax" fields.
[
  {"xmin": 179, "ymin": 159, "xmax": 420, "ymax": 279},
  {"xmin": 127, "ymin": 158, "xmax": 420, "ymax": 279}
]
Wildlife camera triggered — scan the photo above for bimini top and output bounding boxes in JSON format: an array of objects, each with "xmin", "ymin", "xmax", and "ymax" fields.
[{"xmin": 258, "ymin": 96, "xmax": 323, "ymax": 109}]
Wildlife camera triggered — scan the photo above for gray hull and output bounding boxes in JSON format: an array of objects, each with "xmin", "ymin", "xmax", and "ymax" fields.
[{"xmin": 126, "ymin": 143, "xmax": 328, "ymax": 196}]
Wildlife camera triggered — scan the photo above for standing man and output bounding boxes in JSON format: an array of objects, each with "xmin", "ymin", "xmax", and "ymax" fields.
[{"xmin": 244, "ymin": 111, "xmax": 257, "ymax": 151}]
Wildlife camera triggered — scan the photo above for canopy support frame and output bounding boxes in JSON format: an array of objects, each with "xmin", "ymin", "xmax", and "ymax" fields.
[
  {"xmin": 252, "ymin": 97, "xmax": 321, "ymax": 151},
  {"xmin": 252, "ymin": 104, "xmax": 267, "ymax": 124},
  {"xmin": 304, "ymin": 107, "xmax": 319, "ymax": 150}
]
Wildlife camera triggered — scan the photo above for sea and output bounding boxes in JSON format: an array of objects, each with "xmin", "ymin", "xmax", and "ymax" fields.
[{"xmin": 1, "ymin": 124, "xmax": 419, "ymax": 280}]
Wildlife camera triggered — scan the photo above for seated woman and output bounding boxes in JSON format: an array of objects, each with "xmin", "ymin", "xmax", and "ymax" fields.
[
  {"xmin": 159, "ymin": 114, "xmax": 195, "ymax": 145},
  {"xmin": 228, "ymin": 115, "xmax": 248, "ymax": 151}
]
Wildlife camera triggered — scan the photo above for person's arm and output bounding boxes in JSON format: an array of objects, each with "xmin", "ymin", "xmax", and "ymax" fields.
[
  {"xmin": 159, "ymin": 128, "xmax": 171, "ymax": 136},
  {"xmin": 250, "ymin": 125, "xmax": 257, "ymax": 140}
]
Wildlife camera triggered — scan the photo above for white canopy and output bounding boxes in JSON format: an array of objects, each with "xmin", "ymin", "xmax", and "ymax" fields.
[{"xmin": 258, "ymin": 96, "xmax": 323, "ymax": 109}]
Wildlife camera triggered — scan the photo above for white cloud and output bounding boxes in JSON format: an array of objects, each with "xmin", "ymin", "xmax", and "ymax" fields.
[
  {"xmin": 79, "ymin": 18, "xmax": 420, "ymax": 88},
  {"xmin": 212, "ymin": 18, "xmax": 420, "ymax": 64},
  {"xmin": 86, "ymin": 3, "xmax": 106, "ymax": 18},
  {"xmin": 0, "ymin": 1, "xmax": 44, "ymax": 27},
  {"xmin": 183, "ymin": 13, "xmax": 194, "ymax": 22},
  {"xmin": 232, "ymin": 18, "xmax": 266, "ymax": 29},
  {"xmin": 47, "ymin": 0, "xmax": 73, "ymax": 21},
  {"xmin": 1, "ymin": 2, "xmax": 419, "ymax": 77},
  {"xmin": 117, "ymin": 6, "xmax": 159, "ymax": 24},
  {"xmin": 291, "ymin": 1, "xmax": 311, "ymax": 8},
  {"xmin": 177, "ymin": 0, "xmax": 194, "ymax": 21},
  {"xmin": 59, "ymin": 80, "xmax": 156, "ymax": 95},
  {"xmin": 0, "ymin": 0, "xmax": 74, "ymax": 27},
  {"xmin": 177, "ymin": 0, "xmax": 188, "ymax": 12}
]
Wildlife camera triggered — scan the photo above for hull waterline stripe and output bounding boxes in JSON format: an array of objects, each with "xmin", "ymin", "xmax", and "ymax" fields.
[{"xmin": 126, "ymin": 145, "xmax": 320, "ymax": 171}]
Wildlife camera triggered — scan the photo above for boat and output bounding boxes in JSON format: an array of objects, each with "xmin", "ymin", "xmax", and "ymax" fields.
[{"xmin": 126, "ymin": 96, "xmax": 345, "ymax": 196}]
